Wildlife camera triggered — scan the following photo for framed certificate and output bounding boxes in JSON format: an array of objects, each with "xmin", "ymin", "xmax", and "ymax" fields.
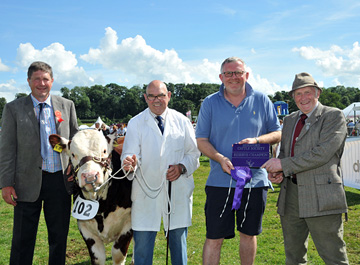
[{"xmin": 232, "ymin": 144, "xmax": 270, "ymax": 168}]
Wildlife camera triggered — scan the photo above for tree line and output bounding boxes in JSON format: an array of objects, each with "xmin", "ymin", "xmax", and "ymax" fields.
[
  {"xmin": 60, "ymin": 83, "xmax": 220, "ymax": 124},
  {"xmin": 1, "ymin": 84, "xmax": 360, "ymax": 125}
]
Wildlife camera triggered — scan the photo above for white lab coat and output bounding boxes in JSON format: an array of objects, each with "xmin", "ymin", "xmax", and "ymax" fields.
[{"xmin": 121, "ymin": 108, "xmax": 200, "ymax": 232}]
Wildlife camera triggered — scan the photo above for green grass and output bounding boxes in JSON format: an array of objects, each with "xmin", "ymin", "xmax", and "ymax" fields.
[{"xmin": 0, "ymin": 156, "xmax": 359, "ymax": 264}]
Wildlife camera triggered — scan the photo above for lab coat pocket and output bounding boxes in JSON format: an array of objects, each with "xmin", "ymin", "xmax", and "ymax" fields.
[{"xmin": 168, "ymin": 131, "xmax": 185, "ymax": 154}]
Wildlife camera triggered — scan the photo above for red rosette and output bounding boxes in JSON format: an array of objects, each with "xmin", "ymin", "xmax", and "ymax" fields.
[{"xmin": 55, "ymin": 110, "xmax": 64, "ymax": 123}]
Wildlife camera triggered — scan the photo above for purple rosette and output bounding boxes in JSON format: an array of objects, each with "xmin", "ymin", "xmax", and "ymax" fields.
[{"xmin": 230, "ymin": 166, "xmax": 252, "ymax": 210}]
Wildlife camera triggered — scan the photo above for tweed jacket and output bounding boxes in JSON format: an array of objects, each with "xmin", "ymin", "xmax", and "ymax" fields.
[
  {"xmin": 277, "ymin": 103, "xmax": 348, "ymax": 218},
  {"xmin": 0, "ymin": 95, "xmax": 78, "ymax": 202}
]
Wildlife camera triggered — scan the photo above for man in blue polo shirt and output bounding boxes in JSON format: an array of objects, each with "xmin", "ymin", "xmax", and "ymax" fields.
[{"xmin": 196, "ymin": 56, "xmax": 281, "ymax": 265}]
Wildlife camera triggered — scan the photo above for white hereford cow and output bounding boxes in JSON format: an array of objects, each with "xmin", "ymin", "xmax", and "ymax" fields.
[{"xmin": 49, "ymin": 129, "xmax": 133, "ymax": 265}]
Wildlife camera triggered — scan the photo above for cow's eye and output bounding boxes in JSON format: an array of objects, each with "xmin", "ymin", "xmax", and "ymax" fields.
[{"xmin": 103, "ymin": 149, "xmax": 106, "ymax": 154}]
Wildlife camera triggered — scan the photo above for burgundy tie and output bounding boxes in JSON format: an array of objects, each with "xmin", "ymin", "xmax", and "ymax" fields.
[{"xmin": 291, "ymin": 114, "xmax": 307, "ymax": 157}]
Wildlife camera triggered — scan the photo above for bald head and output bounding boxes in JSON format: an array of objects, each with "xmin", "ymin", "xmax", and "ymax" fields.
[
  {"xmin": 146, "ymin": 80, "xmax": 167, "ymax": 94},
  {"xmin": 144, "ymin": 80, "xmax": 171, "ymax": 115}
]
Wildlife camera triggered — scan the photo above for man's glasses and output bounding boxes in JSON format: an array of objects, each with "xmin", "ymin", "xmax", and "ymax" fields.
[
  {"xmin": 146, "ymin": 93, "xmax": 167, "ymax": 101},
  {"xmin": 222, "ymin": 71, "xmax": 246, "ymax": 78}
]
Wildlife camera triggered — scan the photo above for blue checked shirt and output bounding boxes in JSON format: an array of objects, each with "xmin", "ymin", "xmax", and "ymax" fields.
[{"xmin": 31, "ymin": 94, "xmax": 62, "ymax": 172}]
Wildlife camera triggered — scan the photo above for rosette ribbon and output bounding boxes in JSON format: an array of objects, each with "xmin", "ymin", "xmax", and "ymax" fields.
[
  {"xmin": 230, "ymin": 166, "xmax": 252, "ymax": 210},
  {"xmin": 55, "ymin": 110, "xmax": 64, "ymax": 123}
]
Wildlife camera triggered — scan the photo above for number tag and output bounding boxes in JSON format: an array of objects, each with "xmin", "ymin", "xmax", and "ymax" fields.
[
  {"xmin": 72, "ymin": 196, "xmax": 99, "ymax": 220},
  {"xmin": 53, "ymin": 143, "xmax": 63, "ymax": 153}
]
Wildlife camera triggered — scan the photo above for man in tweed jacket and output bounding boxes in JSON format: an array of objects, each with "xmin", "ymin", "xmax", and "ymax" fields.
[
  {"xmin": 0, "ymin": 61, "xmax": 78, "ymax": 265},
  {"xmin": 262, "ymin": 72, "xmax": 348, "ymax": 264}
]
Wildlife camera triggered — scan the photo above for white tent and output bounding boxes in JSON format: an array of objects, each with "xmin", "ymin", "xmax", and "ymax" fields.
[
  {"xmin": 90, "ymin": 117, "xmax": 108, "ymax": 129},
  {"xmin": 342, "ymin": 103, "xmax": 360, "ymax": 119},
  {"xmin": 79, "ymin": 124, "xmax": 90, "ymax": 130}
]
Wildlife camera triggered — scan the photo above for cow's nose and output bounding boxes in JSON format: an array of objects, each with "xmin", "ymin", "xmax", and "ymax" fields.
[{"xmin": 81, "ymin": 171, "xmax": 99, "ymax": 184}]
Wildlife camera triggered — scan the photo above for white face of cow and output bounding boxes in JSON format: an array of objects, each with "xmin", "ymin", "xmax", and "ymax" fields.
[{"xmin": 62, "ymin": 130, "xmax": 115, "ymax": 200}]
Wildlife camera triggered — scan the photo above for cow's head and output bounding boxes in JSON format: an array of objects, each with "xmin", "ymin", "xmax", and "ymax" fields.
[{"xmin": 49, "ymin": 129, "xmax": 116, "ymax": 200}]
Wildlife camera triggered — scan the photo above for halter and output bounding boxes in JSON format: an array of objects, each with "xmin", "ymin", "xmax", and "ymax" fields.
[{"xmin": 70, "ymin": 155, "xmax": 112, "ymax": 193}]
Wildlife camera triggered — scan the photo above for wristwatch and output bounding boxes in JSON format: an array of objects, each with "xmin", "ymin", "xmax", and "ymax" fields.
[
  {"xmin": 179, "ymin": 164, "xmax": 187, "ymax": 174},
  {"xmin": 255, "ymin": 137, "xmax": 260, "ymax": 144}
]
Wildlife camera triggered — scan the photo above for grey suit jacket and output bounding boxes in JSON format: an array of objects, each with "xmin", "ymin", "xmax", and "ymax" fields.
[
  {"xmin": 0, "ymin": 95, "xmax": 78, "ymax": 202},
  {"xmin": 277, "ymin": 103, "xmax": 348, "ymax": 218}
]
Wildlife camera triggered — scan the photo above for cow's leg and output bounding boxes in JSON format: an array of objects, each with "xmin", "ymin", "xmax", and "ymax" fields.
[
  {"xmin": 79, "ymin": 227, "xmax": 106, "ymax": 265},
  {"xmin": 112, "ymin": 230, "xmax": 133, "ymax": 265}
]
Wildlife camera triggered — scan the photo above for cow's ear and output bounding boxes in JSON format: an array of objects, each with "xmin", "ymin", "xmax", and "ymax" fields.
[
  {"xmin": 105, "ymin": 133, "xmax": 116, "ymax": 154},
  {"xmin": 49, "ymin": 134, "xmax": 69, "ymax": 151},
  {"xmin": 105, "ymin": 133, "xmax": 116, "ymax": 145}
]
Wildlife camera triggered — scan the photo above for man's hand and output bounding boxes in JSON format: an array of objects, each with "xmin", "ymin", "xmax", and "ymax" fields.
[
  {"xmin": 261, "ymin": 158, "xmax": 283, "ymax": 173},
  {"xmin": 219, "ymin": 156, "xmax": 234, "ymax": 175},
  {"xmin": 122, "ymin": 154, "xmax": 137, "ymax": 172},
  {"xmin": 166, "ymin": 164, "xmax": 183, "ymax": 182},
  {"xmin": 237, "ymin": 137, "xmax": 257, "ymax": 144},
  {"xmin": 2, "ymin": 186, "xmax": 17, "ymax": 206},
  {"xmin": 268, "ymin": 172, "xmax": 284, "ymax": 184}
]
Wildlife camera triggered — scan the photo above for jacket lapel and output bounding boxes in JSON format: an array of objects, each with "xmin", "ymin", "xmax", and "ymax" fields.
[
  {"xmin": 144, "ymin": 108, "xmax": 163, "ymax": 136},
  {"xmin": 297, "ymin": 103, "xmax": 323, "ymax": 141},
  {"xmin": 24, "ymin": 96, "xmax": 40, "ymax": 137},
  {"xmin": 283, "ymin": 113, "xmax": 299, "ymax": 156},
  {"xmin": 51, "ymin": 96, "xmax": 64, "ymax": 133}
]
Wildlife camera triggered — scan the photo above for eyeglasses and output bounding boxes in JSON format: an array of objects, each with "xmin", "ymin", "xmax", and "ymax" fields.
[
  {"xmin": 222, "ymin": 71, "xmax": 246, "ymax": 78},
  {"xmin": 146, "ymin": 93, "xmax": 167, "ymax": 101}
]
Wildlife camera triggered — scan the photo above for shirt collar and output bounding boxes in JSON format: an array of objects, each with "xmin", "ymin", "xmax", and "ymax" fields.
[
  {"xmin": 299, "ymin": 101, "xmax": 319, "ymax": 119},
  {"xmin": 31, "ymin": 94, "xmax": 52, "ymax": 108},
  {"xmin": 220, "ymin": 82, "xmax": 254, "ymax": 98},
  {"xmin": 150, "ymin": 107, "xmax": 168, "ymax": 120}
]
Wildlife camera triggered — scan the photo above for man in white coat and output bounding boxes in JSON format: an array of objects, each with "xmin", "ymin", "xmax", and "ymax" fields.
[{"xmin": 121, "ymin": 80, "xmax": 200, "ymax": 265}]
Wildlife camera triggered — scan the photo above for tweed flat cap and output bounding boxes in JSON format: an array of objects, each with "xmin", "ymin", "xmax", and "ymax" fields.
[{"xmin": 289, "ymin": 72, "xmax": 321, "ymax": 96}]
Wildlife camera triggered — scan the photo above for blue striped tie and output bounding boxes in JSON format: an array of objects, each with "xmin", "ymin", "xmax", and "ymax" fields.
[
  {"xmin": 156, "ymin": 116, "xmax": 164, "ymax": 134},
  {"xmin": 39, "ymin": 103, "xmax": 49, "ymax": 160}
]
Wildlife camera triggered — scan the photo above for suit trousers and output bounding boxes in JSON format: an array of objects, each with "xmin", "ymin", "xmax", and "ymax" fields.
[
  {"xmin": 10, "ymin": 171, "xmax": 71, "ymax": 265},
  {"xmin": 280, "ymin": 180, "xmax": 348, "ymax": 265}
]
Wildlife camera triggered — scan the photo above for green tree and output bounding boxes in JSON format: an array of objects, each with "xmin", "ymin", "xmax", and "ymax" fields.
[
  {"xmin": 15, "ymin": 93, "xmax": 28, "ymax": 99},
  {"xmin": 273, "ymin": 91, "xmax": 284, "ymax": 102},
  {"xmin": 60, "ymin": 87, "xmax": 70, "ymax": 99},
  {"xmin": 67, "ymin": 86, "xmax": 92, "ymax": 119},
  {"xmin": 106, "ymin": 83, "xmax": 128, "ymax": 122},
  {"xmin": 0, "ymin": 97, "xmax": 7, "ymax": 120},
  {"xmin": 59, "ymin": 82, "xmax": 360, "ymax": 122},
  {"xmin": 319, "ymin": 89, "xmax": 344, "ymax": 109},
  {"xmin": 122, "ymin": 86, "xmax": 147, "ymax": 121},
  {"xmin": 86, "ymin": 85, "xmax": 111, "ymax": 119}
]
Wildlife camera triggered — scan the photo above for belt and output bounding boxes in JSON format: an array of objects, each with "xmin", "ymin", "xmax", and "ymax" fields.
[{"xmin": 42, "ymin": 170, "xmax": 61, "ymax": 175}]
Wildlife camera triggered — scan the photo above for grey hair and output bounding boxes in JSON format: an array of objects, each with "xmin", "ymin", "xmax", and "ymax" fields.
[
  {"xmin": 291, "ymin": 86, "xmax": 320, "ymax": 99},
  {"xmin": 220, "ymin": 57, "xmax": 245, "ymax": 73}
]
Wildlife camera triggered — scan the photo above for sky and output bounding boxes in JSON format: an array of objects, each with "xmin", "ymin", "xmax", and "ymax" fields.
[{"xmin": 1, "ymin": 0, "xmax": 360, "ymax": 103}]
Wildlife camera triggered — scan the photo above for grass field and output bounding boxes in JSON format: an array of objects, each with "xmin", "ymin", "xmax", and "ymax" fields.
[{"xmin": 0, "ymin": 156, "xmax": 359, "ymax": 264}]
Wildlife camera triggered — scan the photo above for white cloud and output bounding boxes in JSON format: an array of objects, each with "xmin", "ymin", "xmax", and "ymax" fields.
[
  {"xmin": 293, "ymin": 42, "xmax": 360, "ymax": 87},
  {"xmin": 246, "ymin": 66, "xmax": 288, "ymax": 96},
  {"xmin": 80, "ymin": 27, "xmax": 221, "ymax": 85},
  {"xmin": 80, "ymin": 27, "xmax": 285, "ymax": 94},
  {"xmin": 4, "ymin": 28, "xmax": 283, "ymax": 102},
  {"xmin": 16, "ymin": 42, "xmax": 96, "ymax": 86},
  {"xmin": 0, "ymin": 58, "xmax": 11, "ymax": 72},
  {"xmin": 0, "ymin": 79, "xmax": 27, "ymax": 102}
]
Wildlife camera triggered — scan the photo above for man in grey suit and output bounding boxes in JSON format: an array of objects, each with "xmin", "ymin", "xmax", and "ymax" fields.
[
  {"xmin": 0, "ymin": 61, "xmax": 78, "ymax": 265},
  {"xmin": 262, "ymin": 72, "xmax": 348, "ymax": 264}
]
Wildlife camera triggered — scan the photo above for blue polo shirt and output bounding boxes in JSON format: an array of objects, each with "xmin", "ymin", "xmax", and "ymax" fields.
[{"xmin": 196, "ymin": 83, "xmax": 281, "ymax": 188}]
